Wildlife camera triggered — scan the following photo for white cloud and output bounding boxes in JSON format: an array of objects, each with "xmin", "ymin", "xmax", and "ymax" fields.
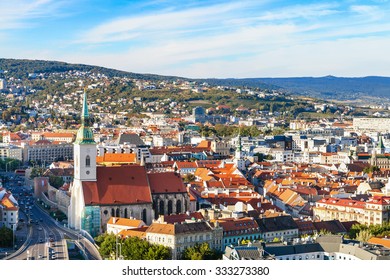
[
  {"xmin": 76, "ymin": 1, "xmax": 261, "ymax": 44},
  {"xmin": 5, "ymin": 0, "xmax": 390, "ymax": 78},
  {"xmin": 258, "ymin": 3, "xmax": 340, "ymax": 21},
  {"xmin": 350, "ymin": 4, "xmax": 385, "ymax": 20},
  {"xmin": 0, "ymin": 0, "xmax": 68, "ymax": 30}
]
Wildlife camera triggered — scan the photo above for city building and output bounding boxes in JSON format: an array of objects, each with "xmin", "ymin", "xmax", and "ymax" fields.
[
  {"xmin": 0, "ymin": 187, "xmax": 18, "ymax": 231},
  {"xmin": 313, "ymin": 196, "xmax": 390, "ymax": 226},
  {"xmin": 353, "ymin": 118, "xmax": 390, "ymax": 133},
  {"xmin": 145, "ymin": 220, "xmax": 223, "ymax": 260},
  {"xmin": 68, "ymin": 91, "xmax": 189, "ymax": 237}
]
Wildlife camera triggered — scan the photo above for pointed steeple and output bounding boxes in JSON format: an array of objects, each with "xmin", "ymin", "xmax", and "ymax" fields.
[
  {"xmin": 74, "ymin": 89, "xmax": 95, "ymax": 145},
  {"xmin": 235, "ymin": 127, "xmax": 242, "ymax": 160},
  {"xmin": 376, "ymin": 134, "xmax": 385, "ymax": 154},
  {"xmin": 81, "ymin": 88, "xmax": 89, "ymax": 126},
  {"xmin": 237, "ymin": 126, "xmax": 242, "ymax": 151}
]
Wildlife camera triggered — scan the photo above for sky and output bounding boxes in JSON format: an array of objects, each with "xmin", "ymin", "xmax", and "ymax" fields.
[{"xmin": 1, "ymin": 0, "xmax": 390, "ymax": 78}]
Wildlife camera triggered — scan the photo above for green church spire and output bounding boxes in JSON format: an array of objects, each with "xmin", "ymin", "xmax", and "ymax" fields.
[
  {"xmin": 81, "ymin": 88, "xmax": 89, "ymax": 126},
  {"xmin": 378, "ymin": 135, "xmax": 385, "ymax": 150},
  {"xmin": 74, "ymin": 89, "xmax": 95, "ymax": 144}
]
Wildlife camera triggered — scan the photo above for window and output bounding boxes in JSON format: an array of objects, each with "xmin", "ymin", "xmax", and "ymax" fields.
[{"xmin": 86, "ymin": 155, "xmax": 91, "ymax": 167}]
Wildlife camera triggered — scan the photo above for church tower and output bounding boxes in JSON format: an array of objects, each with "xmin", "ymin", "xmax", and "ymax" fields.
[
  {"xmin": 234, "ymin": 128, "xmax": 245, "ymax": 171},
  {"xmin": 376, "ymin": 135, "xmax": 386, "ymax": 155},
  {"xmin": 73, "ymin": 89, "xmax": 97, "ymax": 181}
]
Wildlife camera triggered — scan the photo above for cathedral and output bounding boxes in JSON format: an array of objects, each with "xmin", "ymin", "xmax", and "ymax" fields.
[{"xmin": 68, "ymin": 91, "xmax": 189, "ymax": 237}]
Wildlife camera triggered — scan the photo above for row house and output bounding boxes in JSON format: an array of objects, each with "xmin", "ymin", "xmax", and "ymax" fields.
[
  {"xmin": 145, "ymin": 220, "xmax": 223, "ymax": 260},
  {"xmin": 313, "ymin": 196, "xmax": 390, "ymax": 226}
]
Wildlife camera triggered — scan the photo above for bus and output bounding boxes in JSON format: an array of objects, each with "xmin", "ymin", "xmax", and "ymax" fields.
[{"xmin": 14, "ymin": 169, "xmax": 26, "ymax": 176}]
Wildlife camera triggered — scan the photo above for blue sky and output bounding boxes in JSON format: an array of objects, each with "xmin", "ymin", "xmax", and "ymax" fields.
[{"xmin": 1, "ymin": 0, "xmax": 390, "ymax": 78}]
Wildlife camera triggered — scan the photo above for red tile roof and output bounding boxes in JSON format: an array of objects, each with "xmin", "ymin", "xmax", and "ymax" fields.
[
  {"xmin": 147, "ymin": 172, "xmax": 187, "ymax": 194},
  {"xmin": 82, "ymin": 165, "xmax": 152, "ymax": 205},
  {"xmin": 162, "ymin": 212, "xmax": 204, "ymax": 224}
]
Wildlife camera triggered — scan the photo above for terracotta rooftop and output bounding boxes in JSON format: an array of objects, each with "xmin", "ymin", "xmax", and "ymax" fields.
[
  {"xmin": 147, "ymin": 172, "xmax": 187, "ymax": 194},
  {"xmin": 107, "ymin": 217, "xmax": 145, "ymax": 228},
  {"xmin": 96, "ymin": 153, "xmax": 136, "ymax": 163},
  {"xmin": 82, "ymin": 165, "xmax": 152, "ymax": 206}
]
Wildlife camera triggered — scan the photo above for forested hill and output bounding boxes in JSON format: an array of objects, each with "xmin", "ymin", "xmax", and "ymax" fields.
[
  {"xmin": 0, "ymin": 58, "xmax": 180, "ymax": 81},
  {"xmin": 2, "ymin": 58, "xmax": 390, "ymax": 101}
]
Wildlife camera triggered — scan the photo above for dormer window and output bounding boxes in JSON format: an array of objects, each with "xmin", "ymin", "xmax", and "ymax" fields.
[{"xmin": 86, "ymin": 155, "xmax": 91, "ymax": 167}]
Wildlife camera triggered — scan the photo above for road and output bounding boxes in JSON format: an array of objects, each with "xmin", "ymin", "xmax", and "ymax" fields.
[{"xmin": 1, "ymin": 172, "xmax": 102, "ymax": 260}]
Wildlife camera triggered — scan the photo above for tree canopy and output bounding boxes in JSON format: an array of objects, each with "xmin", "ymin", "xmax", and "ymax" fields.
[
  {"xmin": 94, "ymin": 234, "xmax": 171, "ymax": 260},
  {"xmin": 181, "ymin": 242, "xmax": 221, "ymax": 260}
]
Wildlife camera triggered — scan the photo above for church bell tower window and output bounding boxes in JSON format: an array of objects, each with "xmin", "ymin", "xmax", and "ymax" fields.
[{"xmin": 86, "ymin": 155, "xmax": 91, "ymax": 167}]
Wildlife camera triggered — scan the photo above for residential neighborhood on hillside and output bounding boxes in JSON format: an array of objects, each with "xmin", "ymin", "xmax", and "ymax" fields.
[
  {"xmin": 2, "ymin": 2, "xmax": 390, "ymax": 279},
  {"xmin": 1, "ymin": 64, "xmax": 390, "ymax": 261}
]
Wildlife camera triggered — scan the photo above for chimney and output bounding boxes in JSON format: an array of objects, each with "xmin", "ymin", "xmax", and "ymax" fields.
[{"xmin": 159, "ymin": 215, "xmax": 165, "ymax": 223}]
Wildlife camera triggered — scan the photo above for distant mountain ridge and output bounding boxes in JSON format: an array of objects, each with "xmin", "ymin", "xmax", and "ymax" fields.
[
  {"xmin": 1, "ymin": 58, "xmax": 390, "ymax": 101},
  {"xmin": 255, "ymin": 76, "xmax": 390, "ymax": 100}
]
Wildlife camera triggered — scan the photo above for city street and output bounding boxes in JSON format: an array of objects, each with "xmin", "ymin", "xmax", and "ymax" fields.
[{"xmin": 1, "ymin": 172, "xmax": 101, "ymax": 260}]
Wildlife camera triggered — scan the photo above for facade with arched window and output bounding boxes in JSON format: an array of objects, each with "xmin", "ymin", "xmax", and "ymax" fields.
[{"xmin": 148, "ymin": 172, "xmax": 189, "ymax": 220}]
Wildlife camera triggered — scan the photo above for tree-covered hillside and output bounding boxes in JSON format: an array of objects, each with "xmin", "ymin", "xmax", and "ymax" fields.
[{"xmin": 0, "ymin": 58, "xmax": 179, "ymax": 81}]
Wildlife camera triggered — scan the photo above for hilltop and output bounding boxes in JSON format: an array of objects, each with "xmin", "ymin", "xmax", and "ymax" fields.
[
  {"xmin": 0, "ymin": 58, "xmax": 179, "ymax": 81},
  {"xmin": 1, "ymin": 58, "xmax": 390, "ymax": 104}
]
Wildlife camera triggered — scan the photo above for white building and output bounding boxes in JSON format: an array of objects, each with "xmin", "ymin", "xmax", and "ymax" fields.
[{"xmin": 0, "ymin": 187, "xmax": 19, "ymax": 231}]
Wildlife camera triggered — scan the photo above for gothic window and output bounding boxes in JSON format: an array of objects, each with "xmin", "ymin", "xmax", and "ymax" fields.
[
  {"xmin": 153, "ymin": 200, "xmax": 159, "ymax": 220},
  {"xmin": 176, "ymin": 200, "xmax": 182, "ymax": 214},
  {"xmin": 159, "ymin": 200, "xmax": 164, "ymax": 216},
  {"xmin": 111, "ymin": 208, "xmax": 115, "ymax": 217},
  {"xmin": 116, "ymin": 208, "xmax": 120, "ymax": 217},
  {"xmin": 168, "ymin": 200, "xmax": 173, "ymax": 215},
  {"xmin": 142, "ymin": 209, "xmax": 147, "ymax": 223},
  {"xmin": 124, "ymin": 208, "xmax": 128, "ymax": 218},
  {"xmin": 86, "ymin": 155, "xmax": 91, "ymax": 167}
]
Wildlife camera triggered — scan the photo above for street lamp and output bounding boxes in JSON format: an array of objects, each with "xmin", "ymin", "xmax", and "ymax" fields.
[
  {"xmin": 5, "ymin": 161, "xmax": 12, "ymax": 173},
  {"xmin": 115, "ymin": 232, "xmax": 123, "ymax": 260}
]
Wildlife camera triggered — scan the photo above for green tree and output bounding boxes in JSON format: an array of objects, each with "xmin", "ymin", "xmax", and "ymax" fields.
[
  {"xmin": 183, "ymin": 173, "xmax": 196, "ymax": 183},
  {"xmin": 94, "ymin": 234, "xmax": 171, "ymax": 260},
  {"xmin": 0, "ymin": 226, "xmax": 13, "ymax": 247},
  {"xmin": 363, "ymin": 166, "xmax": 380, "ymax": 174},
  {"xmin": 349, "ymin": 223, "xmax": 368, "ymax": 239},
  {"xmin": 356, "ymin": 229, "xmax": 373, "ymax": 242},
  {"xmin": 29, "ymin": 166, "xmax": 45, "ymax": 179},
  {"xmin": 94, "ymin": 233, "xmax": 117, "ymax": 259},
  {"xmin": 49, "ymin": 175, "xmax": 64, "ymax": 189},
  {"xmin": 319, "ymin": 229, "xmax": 331, "ymax": 236},
  {"xmin": 121, "ymin": 236, "xmax": 150, "ymax": 260},
  {"xmin": 144, "ymin": 244, "xmax": 171, "ymax": 260},
  {"xmin": 181, "ymin": 242, "xmax": 221, "ymax": 260}
]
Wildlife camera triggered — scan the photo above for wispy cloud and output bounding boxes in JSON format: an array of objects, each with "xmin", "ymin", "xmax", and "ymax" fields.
[
  {"xmin": 350, "ymin": 4, "xmax": 385, "ymax": 20},
  {"xmin": 76, "ymin": 1, "xmax": 258, "ymax": 44},
  {"xmin": 4, "ymin": 0, "xmax": 390, "ymax": 77},
  {"xmin": 0, "ymin": 0, "xmax": 68, "ymax": 30},
  {"xmin": 258, "ymin": 3, "xmax": 340, "ymax": 21}
]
